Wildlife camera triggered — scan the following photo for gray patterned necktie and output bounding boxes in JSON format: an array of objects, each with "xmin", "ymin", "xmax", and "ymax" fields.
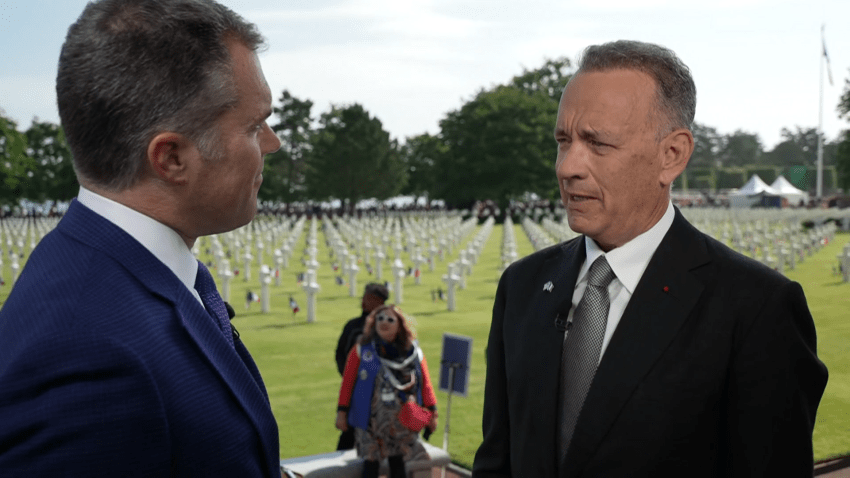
[{"xmin": 558, "ymin": 255, "xmax": 616, "ymax": 464}]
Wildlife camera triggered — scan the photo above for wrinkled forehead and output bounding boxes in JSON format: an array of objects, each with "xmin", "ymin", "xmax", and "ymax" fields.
[{"xmin": 563, "ymin": 69, "xmax": 657, "ymax": 109}]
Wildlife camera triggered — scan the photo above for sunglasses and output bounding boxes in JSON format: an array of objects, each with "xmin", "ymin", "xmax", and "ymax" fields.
[{"xmin": 376, "ymin": 312, "xmax": 396, "ymax": 324}]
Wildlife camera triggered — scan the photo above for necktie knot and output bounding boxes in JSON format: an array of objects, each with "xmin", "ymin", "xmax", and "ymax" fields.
[
  {"xmin": 586, "ymin": 255, "xmax": 615, "ymax": 288},
  {"xmin": 194, "ymin": 262, "xmax": 216, "ymax": 296}
]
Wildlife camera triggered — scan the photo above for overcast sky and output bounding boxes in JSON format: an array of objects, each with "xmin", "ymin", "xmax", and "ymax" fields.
[{"xmin": 1, "ymin": 0, "xmax": 848, "ymax": 150}]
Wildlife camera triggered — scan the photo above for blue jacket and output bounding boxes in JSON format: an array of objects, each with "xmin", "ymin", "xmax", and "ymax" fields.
[
  {"xmin": 0, "ymin": 200, "xmax": 280, "ymax": 477},
  {"xmin": 348, "ymin": 341, "xmax": 424, "ymax": 430}
]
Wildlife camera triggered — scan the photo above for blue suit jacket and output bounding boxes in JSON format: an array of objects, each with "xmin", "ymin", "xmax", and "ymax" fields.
[{"xmin": 0, "ymin": 200, "xmax": 280, "ymax": 476}]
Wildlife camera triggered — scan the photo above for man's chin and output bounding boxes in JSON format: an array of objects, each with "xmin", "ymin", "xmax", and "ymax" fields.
[{"xmin": 566, "ymin": 213, "xmax": 592, "ymax": 235}]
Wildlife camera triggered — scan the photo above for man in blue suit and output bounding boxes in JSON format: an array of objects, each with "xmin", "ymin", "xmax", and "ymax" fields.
[{"xmin": 0, "ymin": 1, "xmax": 282, "ymax": 475}]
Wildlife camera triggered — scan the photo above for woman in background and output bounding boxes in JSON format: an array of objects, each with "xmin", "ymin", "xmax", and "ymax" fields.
[{"xmin": 336, "ymin": 304, "xmax": 438, "ymax": 478}]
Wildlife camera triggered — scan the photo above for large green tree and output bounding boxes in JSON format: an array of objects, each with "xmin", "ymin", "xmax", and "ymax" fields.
[
  {"xmin": 764, "ymin": 126, "xmax": 820, "ymax": 167},
  {"xmin": 435, "ymin": 85, "xmax": 558, "ymax": 209},
  {"xmin": 23, "ymin": 120, "xmax": 77, "ymax": 203},
  {"xmin": 399, "ymin": 133, "xmax": 445, "ymax": 205},
  {"xmin": 0, "ymin": 111, "xmax": 34, "ymax": 205},
  {"xmin": 306, "ymin": 103, "xmax": 406, "ymax": 210},
  {"xmin": 688, "ymin": 122, "xmax": 723, "ymax": 168},
  {"xmin": 718, "ymin": 130, "xmax": 762, "ymax": 166},
  {"xmin": 261, "ymin": 90, "xmax": 313, "ymax": 203},
  {"xmin": 837, "ymin": 131, "xmax": 850, "ymax": 191},
  {"xmin": 509, "ymin": 57, "xmax": 572, "ymax": 103},
  {"xmin": 394, "ymin": 58, "xmax": 572, "ymax": 209}
]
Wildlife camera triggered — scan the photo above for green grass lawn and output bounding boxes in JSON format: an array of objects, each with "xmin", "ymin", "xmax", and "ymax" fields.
[{"xmin": 1, "ymin": 219, "xmax": 848, "ymax": 468}]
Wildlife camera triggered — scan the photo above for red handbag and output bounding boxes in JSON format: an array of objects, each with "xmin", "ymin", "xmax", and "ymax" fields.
[{"xmin": 398, "ymin": 400, "xmax": 433, "ymax": 432}]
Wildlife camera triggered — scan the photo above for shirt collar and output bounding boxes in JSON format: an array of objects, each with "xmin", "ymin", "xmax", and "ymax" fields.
[
  {"xmin": 77, "ymin": 186, "xmax": 199, "ymax": 295},
  {"xmin": 581, "ymin": 201, "xmax": 675, "ymax": 293}
]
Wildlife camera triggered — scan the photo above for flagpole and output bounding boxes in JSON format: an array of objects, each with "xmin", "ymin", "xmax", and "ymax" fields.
[{"xmin": 816, "ymin": 24, "xmax": 824, "ymax": 201}]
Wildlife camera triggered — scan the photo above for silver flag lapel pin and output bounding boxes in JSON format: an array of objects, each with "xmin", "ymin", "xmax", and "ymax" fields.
[{"xmin": 543, "ymin": 281, "xmax": 554, "ymax": 292}]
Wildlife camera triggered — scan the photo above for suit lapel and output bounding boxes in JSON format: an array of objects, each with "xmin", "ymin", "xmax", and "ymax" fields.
[
  {"xmin": 562, "ymin": 209, "xmax": 710, "ymax": 474},
  {"xmin": 58, "ymin": 200, "xmax": 278, "ymax": 473},
  {"xmin": 175, "ymin": 299, "xmax": 279, "ymax": 467}
]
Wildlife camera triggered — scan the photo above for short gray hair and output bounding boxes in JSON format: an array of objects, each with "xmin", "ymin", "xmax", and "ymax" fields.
[
  {"xmin": 575, "ymin": 40, "xmax": 696, "ymax": 139},
  {"xmin": 57, "ymin": 0, "xmax": 265, "ymax": 191}
]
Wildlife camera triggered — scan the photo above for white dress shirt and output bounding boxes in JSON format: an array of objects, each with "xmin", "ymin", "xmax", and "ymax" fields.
[
  {"xmin": 77, "ymin": 187, "xmax": 204, "ymax": 306},
  {"xmin": 568, "ymin": 201, "xmax": 676, "ymax": 363}
]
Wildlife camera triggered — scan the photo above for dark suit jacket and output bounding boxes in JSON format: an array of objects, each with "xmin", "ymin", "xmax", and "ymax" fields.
[
  {"xmin": 473, "ymin": 209, "xmax": 827, "ymax": 477},
  {"xmin": 335, "ymin": 311, "xmax": 367, "ymax": 375},
  {"xmin": 0, "ymin": 200, "xmax": 280, "ymax": 476}
]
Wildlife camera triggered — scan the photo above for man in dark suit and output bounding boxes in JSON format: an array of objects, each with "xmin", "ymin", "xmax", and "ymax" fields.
[
  {"xmin": 472, "ymin": 40, "xmax": 828, "ymax": 477},
  {"xmin": 334, "ymin": 282, "xmax": 389, "ymax": 450},
  {"xmin": 0, "ymin": 1, "xmax": 282, "ymax": 476}
]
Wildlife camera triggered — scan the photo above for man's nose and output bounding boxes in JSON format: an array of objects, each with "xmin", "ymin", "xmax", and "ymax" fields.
[{"xmin": 556, "ymin": 143, "xmax": 588, "ymax": 180}]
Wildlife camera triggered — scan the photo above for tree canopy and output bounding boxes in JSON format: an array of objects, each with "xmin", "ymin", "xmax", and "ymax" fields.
[
  {"xmin": 509, "ymin": 57, "xmax": 572, "ymax": 103},
  {"xmin": 399, "ymin": 133, "xmax": 444, "ymax": 204},
  {"xmin": 690, "ymin": 123, "xmax": 723, "ymax": 168},
  {"xmin": 306, "ymin": 103, "xmax": 406, "ymax": 210},
  {"xmin": 411, "ymin": 58, "xmax": 572, "ymax": 209},
  {"xmin": 0, "ymin": 112, "xmax": 36, "ymax": 205},
  {"xmin": 260, "ymin": 90, "xmax": 313, "ymax": 204},
  {"xmin": 23, "ymin": 120, "xmax": 77, "ymax": 202},
  {"xmin": 718, "ymin": 130, "xmax": 762, "ymax": 166},
  {"xmin": 435, "ymin": 85, "xmax": 559, "ymax": 209}
]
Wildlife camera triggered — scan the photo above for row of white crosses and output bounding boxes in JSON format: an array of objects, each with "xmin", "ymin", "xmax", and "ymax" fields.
[
  {"xmin": 513, "ymin": 206, "xmax": 848, "ymax": 278},
  {"xmin": 399, "ymin": 213, "xmax": 467, "ymax": 279},
  {"xmin": 196, "ymin": 215, "xmax": 306, "ymax": 314},
  {"xmin": 335, "ymin": 215, "xmax": 408, "ymax": 302},
  {"xmin": 520, "ymin": 216, "xmax": 556, "ymax": 251},
  {"xmin": 331, "ymin": 211, "xmax": 465, "ymax": 298},
  {"xmin": 500, "ymin": 216, "xmax": 518, "ymax": 271},
  {"xmin": 540, "ymin": 216, "xmax": 580, "ymax": 244},
  {"xmin": 212, "ymin": 215, "xmax": 312, "ymax": 316},
  {"xmin": 320, "ymin": 216, "xmax": 361, "ymax": 298},
  {"xmin": 441, "ymin": 216, "xmax": 491, "ymax": 311},
  {"xmin": 681, "ymin": 208, "xmax": 839, "ymax": 275},
  {"xmin": 300, "ymin": 217, "xmax": 321, "ymax": 322},
  {"xmin": 323, "ymin": 210, "xmax": 493, "ymax": 311},
  {"xmin": 0, "ymin": 217, "xmax": 60, "ymax": 288}
]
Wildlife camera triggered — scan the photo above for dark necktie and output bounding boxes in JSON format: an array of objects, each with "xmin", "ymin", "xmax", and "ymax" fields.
[
  {"xmin": 558, "ymin": 255, "xmax": 616, "ymax": 463},
  {"xmin": 195, "ymin": 261, "xmax": 235, "ymax": 348}
]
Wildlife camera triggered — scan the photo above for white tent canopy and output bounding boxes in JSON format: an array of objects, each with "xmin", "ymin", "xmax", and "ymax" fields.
[
  {"xmin": 734, "ymin": 174, "xmax": 779, "ymax": 196},
  {"xmin": 770, "ymin": 176, "xmax": 809, "ymax": 206},
  {"xmin": 729, "ymin": 174, "xmax": 781, "ymax": 208}
]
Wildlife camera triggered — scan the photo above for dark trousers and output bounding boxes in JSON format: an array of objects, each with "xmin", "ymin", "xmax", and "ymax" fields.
[{"xmin": 362, "ymin": 456, "xmax": 405, "ymax": 478}]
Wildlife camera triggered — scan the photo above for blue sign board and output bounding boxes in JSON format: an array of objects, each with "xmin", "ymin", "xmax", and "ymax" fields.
[{"xmin": 439, "ymin": 333, "xmax": 473, "ymax": 397}]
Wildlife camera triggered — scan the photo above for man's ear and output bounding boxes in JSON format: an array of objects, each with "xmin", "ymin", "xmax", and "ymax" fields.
[
  {"xmin": 659, "ymin": 128, "xmax": 694, "ymax": 187},
  {"xmin": 147, "ymin": 132, "xmax": 197, "ymax": 185}
]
